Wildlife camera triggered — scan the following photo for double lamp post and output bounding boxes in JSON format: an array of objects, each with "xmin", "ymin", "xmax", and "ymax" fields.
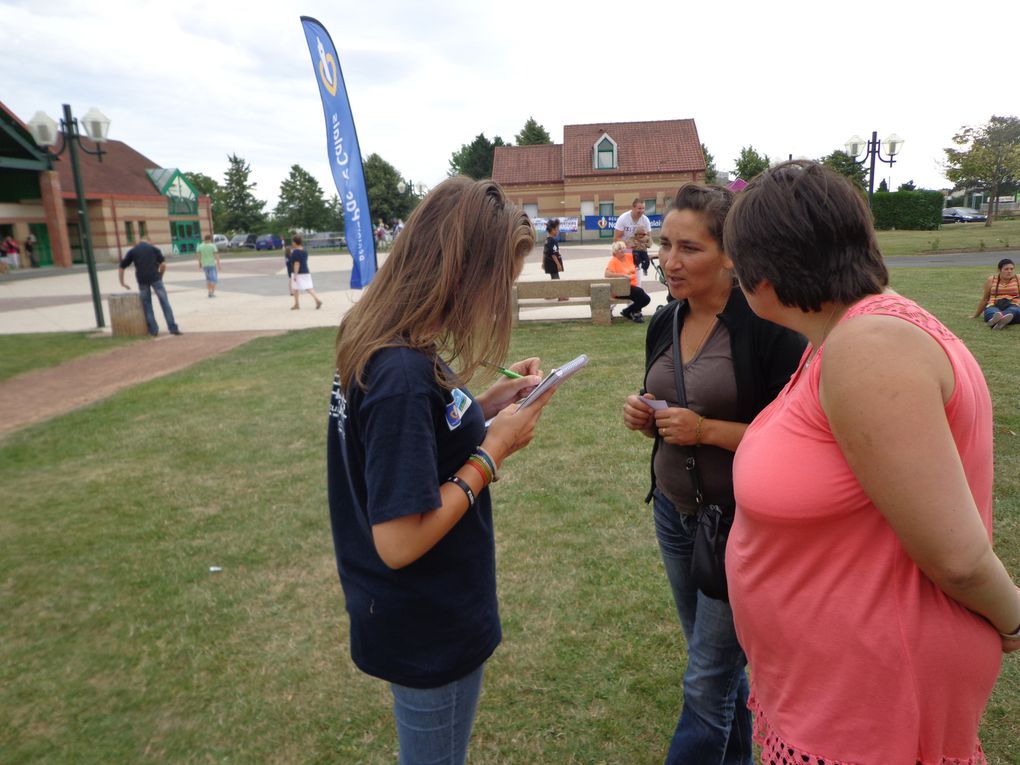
[
  {"xmin": 27, "ymin": 105, "xmax": 111, "ymax": 329},
  {"xmin": 845, "ymin": 131, "xmax": 904, "ymax": 208}
]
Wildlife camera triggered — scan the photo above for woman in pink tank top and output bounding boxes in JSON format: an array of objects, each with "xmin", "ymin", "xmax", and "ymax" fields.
[{"xmin": 720, "ymin": 161, "xmax": 1020, "ymax": 765}]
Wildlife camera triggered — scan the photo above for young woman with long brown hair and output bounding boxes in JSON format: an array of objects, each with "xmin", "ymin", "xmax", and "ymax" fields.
[{"xmin": 326, "ymin": 177, "xmax": 554, "ymax": 765}]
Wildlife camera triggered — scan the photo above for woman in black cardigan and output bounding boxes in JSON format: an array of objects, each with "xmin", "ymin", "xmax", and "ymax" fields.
[{"xmin": 622, "ymin": 184, "xmax": 804, "ymax": 765}]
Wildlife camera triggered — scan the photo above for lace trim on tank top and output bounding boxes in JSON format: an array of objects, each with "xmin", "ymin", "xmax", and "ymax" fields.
[
  {"xmin": 749, "ymin": 694, "xmax": 986, "ymax": 765},
  {"xmin": 842, "ymin": 293, "xmax": 957, "ymax": 343}
]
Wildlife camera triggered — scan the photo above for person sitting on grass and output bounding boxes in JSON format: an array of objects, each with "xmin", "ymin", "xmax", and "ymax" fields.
[
  {"xmin": 974, "ymin": 257, "xmax": 1019, "ymax": 330},
  {"xmin": 606, "ymin": 240, "xmax": 650, "ymax": 323}
]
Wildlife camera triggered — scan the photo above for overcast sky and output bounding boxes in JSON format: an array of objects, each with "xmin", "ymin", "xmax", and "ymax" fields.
[{"xmin": 3, "ymin": 0, "xmax": 1017, "ymax": 216}]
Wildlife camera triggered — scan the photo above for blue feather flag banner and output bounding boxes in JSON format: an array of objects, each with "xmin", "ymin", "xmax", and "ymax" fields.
[{"xmin": 300, "ymin": 16, "xmax": 376, "ymax": 288}]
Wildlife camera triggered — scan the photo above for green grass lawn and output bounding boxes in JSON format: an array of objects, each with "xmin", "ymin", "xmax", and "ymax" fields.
[
  {"xmin": 1, "ymin": 267, "xmax": 1018, "ymax": 764},
  {"xmin": 0, "ymin": 332, "xmax": 140, "ymax": 383},
  {"xmin": 875, "ymin": 218, "xmax": 1020, "ymax": 258}
]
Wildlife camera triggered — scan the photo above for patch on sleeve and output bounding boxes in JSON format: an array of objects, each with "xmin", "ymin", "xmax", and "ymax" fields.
[{"xmin": 445, "ymin": 388, "xmax": 472, "ymax": 430}]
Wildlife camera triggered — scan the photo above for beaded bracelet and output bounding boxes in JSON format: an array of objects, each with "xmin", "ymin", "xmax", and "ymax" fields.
[
  {"xmin": 446, "ymin": 475, "xmax": 476, "ymax": 508},
  {"xmin": 474, "ymin": 446, "xmax": 499, "ymax": 482}
]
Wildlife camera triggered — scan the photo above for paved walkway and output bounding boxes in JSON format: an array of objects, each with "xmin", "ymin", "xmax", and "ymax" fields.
[
  {"xmin": 0, "ymin": 245, "xmax": 671, "ymax": 335},
  {"xmin": 0, "ymin": 330, "xmax": 278, "ymax": 436}
]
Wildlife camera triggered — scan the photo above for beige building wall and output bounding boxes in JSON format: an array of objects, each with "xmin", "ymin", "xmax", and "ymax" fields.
[{"xmin": 502, "ymin": 170, "xmax": 701, "ymax": 239}]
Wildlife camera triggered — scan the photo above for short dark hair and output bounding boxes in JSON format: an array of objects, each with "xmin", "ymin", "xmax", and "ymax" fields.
[
  {"xmin": 292, "ymin": 234, "xmax": 303, "ymax": 246},
  {"xmin": 671, "ymin": 184, "xmax": 734, "ymax": 247},
  {"xmin": 546, "ymin": 218, "xmax": 560, "ymax": 233},
  {"xmin": 723, "ymin": 160, "xmax": 888, "ymax": 312}
]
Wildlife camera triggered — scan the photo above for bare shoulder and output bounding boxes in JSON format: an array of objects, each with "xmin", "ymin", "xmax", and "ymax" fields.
[{"xmin": 821, "ymin": 313, "xmax": 954, "ymax": 404}]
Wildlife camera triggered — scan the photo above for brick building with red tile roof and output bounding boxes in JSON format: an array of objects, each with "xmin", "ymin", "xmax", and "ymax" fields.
[
  {"xmin": 0, "ymin": 101, "xmax": 212, "ymax": 267},
  {"xmin": 493, "ymin": 118, "xmax": 706, "ymax": 239}
]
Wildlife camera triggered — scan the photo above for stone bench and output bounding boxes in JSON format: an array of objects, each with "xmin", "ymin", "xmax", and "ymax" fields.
[{"xmin": 512, "ymin": 277, "xmax": 632, "ymax": 326}]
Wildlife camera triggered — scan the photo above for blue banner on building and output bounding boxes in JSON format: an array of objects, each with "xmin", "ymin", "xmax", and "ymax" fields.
[
  {"xmin": 300, "ymin": 16, "xmax": 376, "ymax": 288},
  {"xmin": 583, "ymin": 214, "xmax": 663, "ymax": 231}
]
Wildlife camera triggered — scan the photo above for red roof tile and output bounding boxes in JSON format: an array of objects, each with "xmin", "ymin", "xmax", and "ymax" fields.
[
  {"xmin": 493, "ymin": 143, "xmax": 562, "ymax": 185},
  {"xmin": 563, "ymin": 119, "xmax": 703, "ymax": 177},
  {"xmin": 52, "ymin": 138, "xmax": 164, "ymax": 199}
]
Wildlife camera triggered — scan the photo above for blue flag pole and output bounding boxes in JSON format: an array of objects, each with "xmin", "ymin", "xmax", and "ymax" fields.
[{"xmin": 300, "ymin": 16, "xmax": 377, "ymax": 289}]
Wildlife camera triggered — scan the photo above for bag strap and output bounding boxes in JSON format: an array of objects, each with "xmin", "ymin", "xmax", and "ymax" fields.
[{"xmin": 671, "ymin": 302, "xmax": 704, "ymax": 507}]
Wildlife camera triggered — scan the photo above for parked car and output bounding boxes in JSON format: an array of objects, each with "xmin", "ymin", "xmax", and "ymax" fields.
[
  {"xmin": 306, "ymin": 231, "xmax": 346, "ymax": 249},
  {"xmin": 255, "ymin": 234, "xmax": 283, "ymax": 251},
  {"xmin": 212, "ymin": 234, "xmax": 229, "ymax": 250},
  {"xmin": 228, "ymin": 233, "xmax": 256, "ymax": 249},
  {"xmin": 942, "ymin": 206, "xmax": 987, "ymax": 223}
]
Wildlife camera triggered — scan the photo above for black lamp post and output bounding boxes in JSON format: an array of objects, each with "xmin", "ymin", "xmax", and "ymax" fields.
[
  {"xmin": 845, "ymin": 131, "xmax": 904, "ymax": 208},
  {"xmin": 27, "ymin": 104, "xmax": 111, "ymax": 329}
]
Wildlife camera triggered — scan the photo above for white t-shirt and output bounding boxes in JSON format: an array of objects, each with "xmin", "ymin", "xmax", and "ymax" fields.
[{"xmin": 614, "ymin": 211, "xmax": 651, "ymax": 243}]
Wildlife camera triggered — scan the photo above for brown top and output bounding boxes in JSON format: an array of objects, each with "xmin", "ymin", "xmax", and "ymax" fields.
[{"xmin": 647, "ymin": 323, "xmax": 739, "ymax": 512}]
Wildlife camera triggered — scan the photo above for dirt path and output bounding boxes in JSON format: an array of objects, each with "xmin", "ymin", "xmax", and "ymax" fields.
[{"xmin": 0, "ymin": 330, "xmax": 280, "ymax": 437}]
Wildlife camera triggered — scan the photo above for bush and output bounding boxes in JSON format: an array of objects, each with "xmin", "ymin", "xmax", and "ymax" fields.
[{"xmin": 871, "ymin": 190, "xmax": 943, "ymax": 230}]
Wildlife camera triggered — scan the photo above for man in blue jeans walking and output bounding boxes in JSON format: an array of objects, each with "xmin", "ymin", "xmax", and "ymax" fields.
[{"xmin": 119, "ymin": 238, "xmax": 182, "ymax": 337}]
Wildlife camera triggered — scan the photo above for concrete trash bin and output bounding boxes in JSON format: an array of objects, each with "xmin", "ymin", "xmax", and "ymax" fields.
[{"xmin": 108, "ymin": 293, "xmax": 149, "ymax": 336}]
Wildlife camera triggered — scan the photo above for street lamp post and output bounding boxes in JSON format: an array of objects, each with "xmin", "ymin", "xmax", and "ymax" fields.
[
  {"xmin": 845, "ymin": 131, "xmax": 904, "ymax": 208},
  {"xmin": 27, "ymin": 104, "xmax": 111, "ymax": 329}
]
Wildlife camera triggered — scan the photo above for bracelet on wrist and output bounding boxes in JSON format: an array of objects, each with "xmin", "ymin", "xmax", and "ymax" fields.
[
  {"xmin": 464, "ymin": 458, "xmax": 489, "ymax": 486},
  {"xmin": 474, "ymin": 446, "xmax": 499, "ymax": 482},
  {"xmin": 695, "ymin": 415, "xmax": 705, "ymax": 446},
  {"xmin": 446, "ymin": 475, "xmax": 476, "ymax": 508}
]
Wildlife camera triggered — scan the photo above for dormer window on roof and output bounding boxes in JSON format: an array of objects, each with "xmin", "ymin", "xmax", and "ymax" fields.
[{"xmin": 594, "ymin": 134, "xmax": 617, "ymax": 170}]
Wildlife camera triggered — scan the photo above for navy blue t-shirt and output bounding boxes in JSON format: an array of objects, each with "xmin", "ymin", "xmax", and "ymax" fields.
[
  {"xmin": 287, "ymin": 248, "xmax": 309, "ymax": 275},
  {"xmin": 326, "ymin": 346, "xmax": 500, "ymax": 688}
]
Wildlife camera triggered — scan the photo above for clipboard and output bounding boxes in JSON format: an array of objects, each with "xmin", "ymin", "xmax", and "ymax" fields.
[{"xmin": 515, "ymin": 354, "xmax": 589, "ymax": 411}]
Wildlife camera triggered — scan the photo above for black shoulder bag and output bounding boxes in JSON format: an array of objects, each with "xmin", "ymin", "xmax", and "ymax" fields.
[
  {"xmin": 993, "ymin": 275, "xmax": 1013, "ymax": 311},
  {"xmin": 671, "ymin": 303, "xmax": 733, "ymax": 602}
]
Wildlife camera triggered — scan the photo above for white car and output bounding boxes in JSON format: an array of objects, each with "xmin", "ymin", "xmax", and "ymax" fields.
[{"xmin": 212, "ymin": 234, "xmax": 230, "ymax": 250}]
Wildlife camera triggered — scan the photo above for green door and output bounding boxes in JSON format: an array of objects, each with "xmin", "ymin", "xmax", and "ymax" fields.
[
  {"xmin": 29, "ymin": 223, "xmax": 53, "ymax": 267},
  {"xmin": 170, "ymin": 221, "xmax": 201, "ymax": 255},
  {"xmin": 599, "ymin": 202, "xmax": 614, "ymax": 239}
]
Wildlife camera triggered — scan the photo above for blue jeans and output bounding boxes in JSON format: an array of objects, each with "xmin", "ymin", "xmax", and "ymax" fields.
[
  {"xmin": 390, "ymin": 664, "xmax": 484, "ymax": 765},
  {"xmin": 139, "ymin": 280, "xmax": 179, "ymax": 335},
  {"xmin": 983, "ymin": 305, "xmax": 1020, "ymax": 323},
  {"xmin": 653, "ymin": 490, "xmax": 752, "ymax": 765}
]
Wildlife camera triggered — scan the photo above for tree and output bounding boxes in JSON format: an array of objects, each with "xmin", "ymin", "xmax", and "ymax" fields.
[
  {"xmin": 702, "ymin": 143, "xmax": 718, "ymax": 184},
  {"xmin": 515, "ymin": 117, "xmax": 552, "ymax": 146},
  {"xmin": 448, "ymin": 133, "xmax": 506, "ymax": 179},
  {"xmin": 820, "ymin": 150, "xmax": 868, "ymax": 191},
  {"xmin": 185, "ymin": 171, "xmax": 225, "ymax": 233},
  {"xmin": 219, "ymin": 154, "xmax": 266, "ymax": 233},
  {"xmin": 897, "ymin": 180, "xmax": 916, "ymax": 192},
  {"xmin": 733, "ymin": 146, "xmax": 770, "ymax": 181},
  {"xmin": 274, "ymin": 164, "xmax": 333, "ymax": 232},
  {"xmin": 363, "ymin": 153, "xmax": 417, "ymax": 226},
  {"xmin": 945, "ymin": 115, "xmax": 1020, "ymax": 226},
  {"xmin": 877, "ymin": 179, "xmax": 889, "ymax": 193}
]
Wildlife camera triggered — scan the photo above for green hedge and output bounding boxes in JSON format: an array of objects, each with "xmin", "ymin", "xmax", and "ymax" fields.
[{"xmin": 871, "ymin": 190, "xmax": 943, "ymax": 230}]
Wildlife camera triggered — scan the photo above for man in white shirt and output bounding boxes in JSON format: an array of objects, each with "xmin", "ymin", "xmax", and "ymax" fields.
[{"xmin": 613, "ymin": 198, "xmax": 651, "ymax": 275}]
